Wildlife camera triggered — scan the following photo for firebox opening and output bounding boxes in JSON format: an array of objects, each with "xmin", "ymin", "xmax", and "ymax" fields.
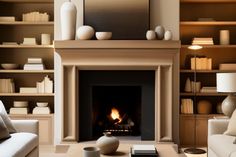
[{"xmin": 92, "ymin": 86, "xmax": 141, "ymax": 138}]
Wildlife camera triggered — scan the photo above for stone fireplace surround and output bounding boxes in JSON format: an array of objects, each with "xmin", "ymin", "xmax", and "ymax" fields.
[{"xmin": 54, "ymin": 40, "xmax": 180, "ymax": 144}]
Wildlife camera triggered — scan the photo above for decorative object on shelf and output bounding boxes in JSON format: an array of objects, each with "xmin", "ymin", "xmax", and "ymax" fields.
[
  {"xmin": 1, "ymin": 63, "xmax": 19, "ymax": 70},
  {"xmin": 0, "ymin": 79, "xmax": 15, "ymax": 93},
  {"xmin": 76, "ymin": 25, "xmax": 95, "ymax": 40},
  {"xmin": 181, "ymin": 99, "xmax": 193, "ymax": 114},
  {"xmin": 96, "ymin": 132, "xmax": 119, "ymax": 155},
  {"xmin": 220, "ymin": 30, "xmax": 230, "ymax": 45},
  {"xmin": 60, "ymin": 0, "xmax": 77, "ymax": 40},
  {"xmin": 83, "ymin": 147, "xmax": 100, "ymax": 157},
  {"xmin": 197, "ymin": 100, "xmax": 212, "ymax": 114},
  {"xmin": 217, "ymin": 73, "xmax": 236, "ymax": 117},
  {"xmin": 95, "ymin": 32, "xmax": 112, "ymax": 40},
  {"xmin": 155, "ymin": 26, "xmax": 165, "ymax": 40},
  {"xmin": 33, "ymin": 102, "xmax": 50, "ymax": 114},
  {"xmin": 36, "ymin": 75, "xmax": 53, "ymax": 94},
  {"xmin": 200, "ymin": 86, "xmax": 217, "ymax": 93},
  {"xmin": 184, "ymin": 77, "xmax": 191, "ymax": 92},
  {"xmin": 10, "ymin": 101, "xmax": 29, "ymax": 114},
  {"xmin": 41, "ymin": 34, "xmax": 51, "ymax": 45},
  {"xmin": 192, "ymin": 37, "xmax": 214, "ymax": 45},
  {"xmin": 219, "ymin": 63, "xmax": 236, "ymax": 70},
  {"xmin": 191, "ymin": 81, "xmax": 201, "ymax": 93},
  {"xmin": 190, "ymin": 57, "xmax": 212, "ymax": 70},
  {"xmin": 2, "ymin": 42, "xmax": 18, "ymax": 46},
  {"xmin": 164, "ymin": 30, "xmax": 172, "ymax": 40},
  {"xmin": 216, "ymin": 102, "xmax": 223, "ymax": 114},
  {"xmin": 146, "ymin": 30, "xmax": 156, "ymax": 40},
  {"xmin": 22, "ymin": 12, "xmax": 49, "ymax": 22},
  {"xmin": 24, "ymin": 58, "xmax": 45, "ymax": 70},
  {"xmin": 22, "ymin": 38, "xmax": 37, "ymax": 45}
]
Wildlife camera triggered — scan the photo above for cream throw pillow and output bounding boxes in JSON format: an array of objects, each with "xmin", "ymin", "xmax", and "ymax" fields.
[
  {"xmin": 0, "ymin": 100, "xmax": 16, "ymax": 133},
  {"xmin": 0, "ymin": 115, "xmax": 10, "ymax": 140},
  {"xmin": 224, "ymin": 109, "xmax": 236, "ymax": 136}
]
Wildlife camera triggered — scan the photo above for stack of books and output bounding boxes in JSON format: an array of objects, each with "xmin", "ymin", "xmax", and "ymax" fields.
[
  {"xmin": 191, "ymin": 57, "xmax": 212, "ymax": 70},
  {"xmin": 219, "ymin": 63, "xmax": 236, "ymax": 70},
  {"xmin": 192, "ymin": 37, "xmax": 214, "ymax": 45},
  {"xmin": 23, "ymin": 58, "xmax": 45, "ymax": 70},
  {"xmin": 22, "ymin": 12, "xmax": 49, "ymax": 22},
  {"xmin": 0, "ymin": 79, "xmax": 15, "ymax": 93},
  {"xmin": 10, "ymin": 108, "xmax": 28, "ymax": 114},
  {"xmin": 131, "ymin": 145, "xmax": 158, "ymax": 157},
  {"xmin": 22, "ymin": 38, "xmax": 37, "ymax": 45},
  {"xmin": 181, "ymin": 99, "xmax": 193, "ymax": 114},
  {"xmin": 200, "ymin": 87, "xmax": 217, "ymax": 93},
  {"xmin": 0, "ymin": 16, "xmax": 15, "ymax": 22}
]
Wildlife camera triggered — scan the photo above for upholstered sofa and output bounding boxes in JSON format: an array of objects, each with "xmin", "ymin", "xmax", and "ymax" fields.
[
  {"xmin": 208, "ymin": 119, "xmax": 236, "ymax": 157},
  {"xmin": 0, "ymin": 119, "xmax": 39, "ymax": 157}
]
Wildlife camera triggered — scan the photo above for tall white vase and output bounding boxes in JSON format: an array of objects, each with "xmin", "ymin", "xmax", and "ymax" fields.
[{"xmin": 60, "ymin": 0, "xmax": 77, "ymax": 40}]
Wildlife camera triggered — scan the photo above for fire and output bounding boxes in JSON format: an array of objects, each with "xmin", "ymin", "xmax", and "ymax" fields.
[{"xmin": 110, "ymin": 107, "xmax": 122, "ymax": 123}]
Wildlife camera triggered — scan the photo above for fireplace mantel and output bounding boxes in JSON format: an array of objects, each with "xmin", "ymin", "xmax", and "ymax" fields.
[{"xmin": 54, "ymin": 40, "xmax": 180, "ymax": 144}]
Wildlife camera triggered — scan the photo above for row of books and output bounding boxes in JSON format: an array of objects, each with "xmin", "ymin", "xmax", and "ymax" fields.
[
  {"xmin": 9, "ymin": 107, "xmax": 51, "ymax": 114},
  {"xmin": 0, "ymin": 79, "xmax": 15, "ymax": 93},
  {"xmin": 22, "ymin": 12, "xmax": 49, "ymax": 22},
  {"xmin": 200, "ymin": 87, "xmax": 217, "ymax": 93},
  {"xmin": 181, "ymin": 99, "xmax": 193, "ymax": 114},
  {"xmin": 191, "ymin": 57, "xmax": 212, "ymax": 70}
]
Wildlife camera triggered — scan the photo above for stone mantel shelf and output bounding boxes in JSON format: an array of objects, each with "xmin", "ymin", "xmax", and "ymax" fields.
[{"xmin": 54, "ymin": 40, "xmax": 181, "ymax": 49}]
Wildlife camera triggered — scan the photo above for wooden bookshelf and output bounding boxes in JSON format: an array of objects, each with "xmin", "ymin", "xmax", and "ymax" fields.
[
  {"xmin": 181, "ymin": 0, "xmax": 236, "ymax": 3},
  {"xmin": 0, "ymin": 70, "xmax": 54, "ymax": 73},
  {"xmin": 0, "ymin": 21, "xmax": 54, "ymax": 25},
  {"xmin": 0, "ymin": 45, "xmax": 53, "ymax": 48},
  {"xmin": 180, "ymin": 21, "xmax": 236, "ymax": 26},
  {"xmin": 0, "ymin": 93, "xmax": 54, "ymax": 96},
  {"xmin": 180, "ymin": 92, "xmax": 228, "ymax": 96},
  {"xmin": 180, "ymin": 69, "xmax": 236, "ymax": 73},
  {"xmin": 0, "ymin": 0, "xmax": 53, "ymax": 3},
  {"xmin": 181, "ymin": 45, "xmax": 236, "ymax": 48}
]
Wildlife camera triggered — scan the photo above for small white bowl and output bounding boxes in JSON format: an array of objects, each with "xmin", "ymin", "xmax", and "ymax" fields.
[
  {"xmin": 13, "ymin": 101, "xmax": 28, "ymax": 108},
  {"xmin": 1, "ymin": 63, "xmax": 19, "ymax": 70},
  {"xmin": 95, "ymin": 32, "xmax": 112, "ymax": 40},
  {"xmin": 36, "ymin": 102, "xmax": 48, "ymax": 107}
]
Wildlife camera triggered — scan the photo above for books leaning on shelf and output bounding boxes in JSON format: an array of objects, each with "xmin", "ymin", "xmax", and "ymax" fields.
[
  {"xmin": 131, "ymin": 145, "xmax": 158, "ymax": 157},
  {"xmin": 200, "ymin": 87, "xmax": 217, "ymax": 93},
  {"xmin": 191, "ymin": 57, "xmax": 212, "ymax": 70},
  {"xmin": 0, "ymin": 16, "xmax": 15, "ymax": 22},
  {"xmin": 0, "ymin": 79, "xmax": 15, "ymax": 93},
  {"xmin": 9, "ymin": 108, "xmax": 28, "ymax": 114},
  {"xmin": 192, "ymin": 37, "xmax": 214, "ymax": 45},
  {"xmin": 36, "ymin": 75, "xmax": 53, "ymax": 93},
  {"xmin": 22, "ymin": 12, "xmax": 49, "ymax": 22},
  {"xmin": 181, "ymin": 99, "xmax": 193, "ymax": 114},
  {"xmin": 23, "ymin": 57, "xmax": 45, "ymax": 70}
]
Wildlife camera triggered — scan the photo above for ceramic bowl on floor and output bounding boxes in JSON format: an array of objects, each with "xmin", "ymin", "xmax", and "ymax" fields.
[
  {"xmin": 1, "ymin": 63, "xmax": 19, "ymax": 70},
  {"xmin": 95, "ymin": 32, "xmax": 112, "ymax": 40}
]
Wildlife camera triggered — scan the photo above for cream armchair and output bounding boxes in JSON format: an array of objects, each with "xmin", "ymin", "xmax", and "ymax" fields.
[
  {"xmin": 0, "ymin": 120, "xmax": 39, "ymax": 157},
  {"xmin": 208, "ymin": 119, "xmax": 236, "ymax": 157}
]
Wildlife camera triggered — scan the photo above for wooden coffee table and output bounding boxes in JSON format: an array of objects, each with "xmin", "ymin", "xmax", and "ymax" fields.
[{"xmin": 66, "ymin": 142, "xmax": 185, "ymax": 157}]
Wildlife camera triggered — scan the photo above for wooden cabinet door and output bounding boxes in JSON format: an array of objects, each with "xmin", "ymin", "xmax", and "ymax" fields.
[
  {"xmin": 195, "ymin": 116, "xmax": 208, "ymax": 147},
  {"xmin": 180, "ymin": 115, "xmax": 195, "ymax": 146}
]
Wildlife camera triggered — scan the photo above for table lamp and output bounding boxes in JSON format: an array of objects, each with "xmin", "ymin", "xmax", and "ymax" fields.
[{"xmin": 217, "ymin": 73, "xmax": 236, "ymax": 117}]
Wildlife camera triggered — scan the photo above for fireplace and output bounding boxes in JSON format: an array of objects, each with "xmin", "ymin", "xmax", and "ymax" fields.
[
  {"xmin": 54, "ymin": 40, "xmax": 180, "ymax": 144},
  {"xmin": 79, "ymin": 71, "xmax": 155, "ymax": 141}
]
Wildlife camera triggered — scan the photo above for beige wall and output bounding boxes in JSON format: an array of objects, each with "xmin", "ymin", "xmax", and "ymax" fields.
[
  {"xmin": 54, "ymin": 0, "xmax": 179, "ymax": 40},
  {"xmin": 54, "ymin": 0, "xmax": 180, "ymax": 145}
]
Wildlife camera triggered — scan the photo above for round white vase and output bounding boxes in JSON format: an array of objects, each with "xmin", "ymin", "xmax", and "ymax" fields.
[
  {"xmin": 146, "ymin": 30, "xmax": 156, "ymax": 40},
  {"xmin": 155, "ymin": 25, "xmax": 165, "ymax": 40},
  {"xmin": 60, "ymin": 0, "xmax": 77, "ymax": 40},
  {"xmin": 164, "ymin": 30, "xmax": 173, "ymax": 40},
  {"xmin": 96, "ymin": 132, "xmax": 119, "ymax": 155},
  {"xmin": 76, "ymin": 25, "xmax": 95, "ymax": 40}
]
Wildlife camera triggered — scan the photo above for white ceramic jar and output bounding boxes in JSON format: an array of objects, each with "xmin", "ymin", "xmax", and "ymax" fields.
[
  {"xmin": 155, "ymin": 25, "xmax": 165, "ymax": 40},
  {"xmin": 60, "ymin": 0, "xmax": 77, "ymax": 40},
  {"xmin": 76, "ymin": 25, "xmax": 95, "ymax": 40},
  {"xmin": 146, "ymin": 30, "xmax": 156, "ymax": 40},
  {"xmin": 96, "ymin": 132, "xmax": 119, "ymax": 155}
]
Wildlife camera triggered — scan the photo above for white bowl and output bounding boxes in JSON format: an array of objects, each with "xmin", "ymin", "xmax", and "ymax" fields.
[
  {"xmin": 1, "ymin": 63, "xmax": 19, "ymax": 70},
  {"xmin": 36, "ymin": 102, "xmax": 48, "ymax": 107},
  {"xmin": 13, "ymin": 101, "xmax": 28, "ymax": 108},
  {"xmin": 95, "ymin": 32, "xmax": 112, "ymax": 40}
]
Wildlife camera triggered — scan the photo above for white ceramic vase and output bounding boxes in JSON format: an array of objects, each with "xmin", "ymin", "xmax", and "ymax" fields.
[
  {"xmin": 164, "ymin": 30, "xmax": 173, "ymax": 40},
  {"xmin": 155, "ymin": 25, "xmax": 165, "ymax": 40},
  {"xmin": 146, "ymin": 30, "xmax": 156, "ymax": 40},
  {"xmin": 60, "ymin": 0, "xmax": 77, "ymax": 40},
  {"xmin": 76, "ymin": 25, "xmax": 95, "ymax": 40},
  {"xmin": 96, "ymin": 132, "xmax": 119, "ymax": 155}
]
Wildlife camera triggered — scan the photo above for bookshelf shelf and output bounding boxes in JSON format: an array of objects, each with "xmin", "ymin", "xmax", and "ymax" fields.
[
  {"xmin": 0, "ymin": 70, "xmax": 54, "ymax": 73},
  {"xmin": 180, "ymin": 0, "xmax": 236, "ymax": 3},
  {"xmin": 0, "ymin": 0, "xmax": 53, "ymax": 3},
  {"xmin": 180, "ymin": 21, "xmax": 236, "ymax": 26},
  {"xmin": 180, "ymin": 92, "xmax": 228, "ymax": 96},
  {"xmin": 0, "ymin": 45, "xmax": 54, "ymax": 48},
  {"xmin": 0, "ymin": 93, "xmax": 54, "ymax": 96},
  {"xmin": 180, "ymin": 69, "xmax": 236, "ymax": 73},
  {"xmin": 181, "ymin": 45, "xmax": 236, "ymax": 48},
  {"xmin": 0, "ymin": 21, "xmax": 54, "ymax": 25}
]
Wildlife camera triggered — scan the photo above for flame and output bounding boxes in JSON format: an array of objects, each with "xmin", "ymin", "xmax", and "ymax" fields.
[{"xmin": 110, "ymin": 107, "xmax": 122, "ymax": 123}]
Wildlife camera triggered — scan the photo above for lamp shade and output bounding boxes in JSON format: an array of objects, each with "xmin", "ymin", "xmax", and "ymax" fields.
[{"xmin": 217, "ymin": 73, "xmax": 236, "ymax": 93}]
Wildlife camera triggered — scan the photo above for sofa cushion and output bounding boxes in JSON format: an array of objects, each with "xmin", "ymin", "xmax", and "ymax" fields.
[
  {"xmin": 234, "ymin": 138, "xmax": 236, "ymax": 144},
  {"xmin": 225, "ymin": 109, "xmax": 236, "ymax": 136},
  {"xmin": 0, "ymin": 132, "xmax": 38, "ymax": 157},
  {"xmin": 0, "ymin": 100, "xmax": 16, "ymax": 133},
  {"xmin": 0, "ymin": 115, "xmax": 10, "ymax": 140},
  {"xmin": 209, "ymin": 134, "xmax": 236, "ymax": 157}
]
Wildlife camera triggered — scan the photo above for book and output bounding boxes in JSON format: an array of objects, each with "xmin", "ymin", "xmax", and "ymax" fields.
[
  {"xmin": 219, "ymin": 64, "xmax": 236, "ymax": 70},
  {"xmin": 130, "ymin": 147, "xmax": 158, "ymax": 157},
  {"xmin": 9, "ymin": 108, "xmax": 28, "ymax": 114},
  {"xmin": 2, "ymin": 42, "xmax": 18, "ymax": 45},
  {"xmin": 19, "ymin": 87, "xmax": 37, "ymax": 93},
  {"xmin": 22, "ymin": 38, "xmax": 36, "ymax": 45},
  {"xmin": 0, "ymin": 16, "xmax": 15, "ymax": 22},
  {"xmin": 23, "ymin": 64, "xmax": 45, "ymax": 70},
  {"xmin": 132, "ymin": 145, "xmax": 156, "ymax": 154},
  {"xmin": 27, "ymin": 58, "xmax": 42, "ymax": 64}
]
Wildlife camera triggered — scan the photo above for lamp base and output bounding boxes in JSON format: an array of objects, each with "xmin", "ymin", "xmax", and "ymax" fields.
[
  {"xmin": 222, "ymin": 93, "xmax": 236, "ymax": 117},
  {"xmin": 184, "ymin": 148, "xmax": 206, "ymax": 154}
]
